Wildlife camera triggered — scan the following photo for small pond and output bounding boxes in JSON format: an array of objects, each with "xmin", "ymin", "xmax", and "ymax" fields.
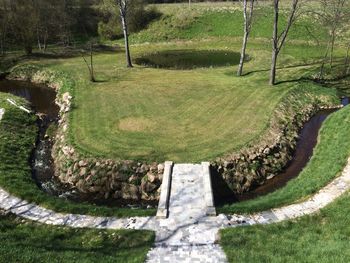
[{"xmin": 134, "ymin": 50, "xmax": 244, "ymax": 70}]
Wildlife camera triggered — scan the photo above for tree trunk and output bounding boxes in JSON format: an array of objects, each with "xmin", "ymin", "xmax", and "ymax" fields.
[
  {"xmin": 24, "ymin": 44, "xmax": 33, "ymax": 55},
  {"xmin": 90, "ymin": 43, "xmax": 95, "ymax": 82},
  {"xmin": 319, "ymin": 40, "xmax": 331, "ymax": 80},
  {"xmin": 121, "ymin": 14, "xmax": 132, "ymax": 68},
  {"xmin": 237, "ymin": 33, "xmax": 248, "ymax": 76},
  {"xmin": 270, "ymin": 49, "xmax": 278, "ymax": 86},
  {"xmin": 0, "ymin": 37, "xmax": 4, "ymax": 55},
  {"xmin": 237, "ymin": 0, "xmax": 254, "ymax": 76},
  {"xmin": 37, "ymin": 32, "xmax": 42, "ymax": 51},
  {"xmin": 346, "ymin": 43, "xmax": 350, "ymax": 76},
  {"xmin": 329, "ymin": 29, "xmax": 336, "ymax": 70},
  {"xmin": 270, "ymin": 0, "xmax": 279, "ymax": 85}
]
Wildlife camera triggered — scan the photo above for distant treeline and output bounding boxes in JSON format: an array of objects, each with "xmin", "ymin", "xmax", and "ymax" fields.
[{"xmin": 0, "ymin": 0, "xmax": 160, "ymax": 55}]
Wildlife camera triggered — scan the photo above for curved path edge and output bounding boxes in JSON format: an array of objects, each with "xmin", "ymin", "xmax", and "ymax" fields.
[{"xmin": 0, "ymin": 157, "xmax": 348, "ymax": 231}]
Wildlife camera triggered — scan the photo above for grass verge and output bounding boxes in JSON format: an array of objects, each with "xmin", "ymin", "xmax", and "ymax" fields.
[
  {"xmin": 220, "ymin": 191, "xmax": 350, "ymax": 262},
  {"xmin": 0, "ymin": 211, "xmax": 154, "ymax": 263},
  {"xmin": 218, "ymin": 104, "xmax": 350, "ymax": 214},
  {"xmin": 0, "ymin": 93, "xmax": 156, "ymax": 217}
]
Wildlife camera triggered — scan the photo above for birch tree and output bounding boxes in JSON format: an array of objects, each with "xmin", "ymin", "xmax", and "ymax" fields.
[
  {"xmin": 116, "ymin": 0, "xmax": 133, "ymax": 67},
  {"xmin": 270, "ymin": 0, "xmax": 299, "ymax": 85},
  {"xmin": 237, "ymin": 0, "xmax": 255, "ymax": 76}
]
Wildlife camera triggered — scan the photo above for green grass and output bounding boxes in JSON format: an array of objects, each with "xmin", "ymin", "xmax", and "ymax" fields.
[
  {"xmin": 218, "ymin": 104, "xmax": 350, "ymax": 214},
  {"xmin": 24, "ymin": 3, "xmax": 345, "ymax": 163},
  {"xmin": 0, "ymin": 93, "xmax": 155, "ymax": 217},
  {"xmin": 0, "ymin": 211, "xmax": 154, "ymax": 263},
  {"xmin": 30, "ymin": 37, "xmax": 342, "ymax": 163},
  {"xmin": 4, "ymin": 3, "xmax": 345, "ymax": 163},
  {"xmin": 220, "ymin": 191, "xmax": 350, "ymax": 262},
  {"xmin": 132, "ymin": 5, "xmax": 328, "ymax": 44}
]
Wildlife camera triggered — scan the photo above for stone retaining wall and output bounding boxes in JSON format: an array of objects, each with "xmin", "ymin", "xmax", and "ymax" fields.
[{"xmin": 7, "ymin": 65, "xmax": 341, "ymax": 200}]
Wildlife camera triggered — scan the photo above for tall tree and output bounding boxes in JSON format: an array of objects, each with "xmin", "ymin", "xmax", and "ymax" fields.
[
  {"xmin": 270, "ymin": 0, "xmax": 299, "ymax": 85},
  {"xmin": 8, "ymin": 0, "xmax": 39, "ymax": 55},
  {"xmin": 116, "ymin": 0, "xmax": 133, "ymax": 67},
  {"xmin": 237, "ymin": 0, "xmax": 255, "ymax": 76}
]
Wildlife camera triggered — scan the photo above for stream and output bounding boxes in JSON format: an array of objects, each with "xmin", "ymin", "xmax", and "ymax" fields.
[{"xmin": 0, "ymin": 79, "xmax": 348, "ymax": 207}]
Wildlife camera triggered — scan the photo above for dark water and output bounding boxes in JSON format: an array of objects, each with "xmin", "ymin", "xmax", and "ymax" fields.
[
  {"xmin": 0, "ymin": 80, "xmax": 155, "ymax": 209},
  {"xmin": 0, "ymin": 80, "xmax": 59, "ymax": 184},
  {"xmin": 0, "ymin": 80, "xmax": 59, "ymax": 119}
]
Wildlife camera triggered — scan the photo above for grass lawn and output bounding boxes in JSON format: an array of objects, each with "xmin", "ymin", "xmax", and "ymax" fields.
[
  {"xmin": 21, "ymin": 4, "xmax": 345, "ymax": 163},
  {"xmin": 0, "ymin": 211, "xmax": 154, "ymax": 263},
  {"xmin": 220, "ymin": 191, "xmax": 350, "ymax": 263},
  {"xmin": 218, "ymin": 104, "xmax": 350, "ymax": 214},
  {"xmin": 32, "ymin": 37, "xmax": 341, "ymax": 163}
]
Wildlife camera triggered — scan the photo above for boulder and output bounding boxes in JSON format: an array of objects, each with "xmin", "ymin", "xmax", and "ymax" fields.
[
  {"xmin": 121, "ymin": 183, "xmax": 140, "ymax": 200},
  {"xmin": 141, "ymin": 180, "xmax": 158, "ymax": 193}
]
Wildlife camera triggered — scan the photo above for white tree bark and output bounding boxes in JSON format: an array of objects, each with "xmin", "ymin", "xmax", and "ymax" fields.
[
  {"xmin": 237, "ymin": 0, "xmax": 255, "ymax": 76},
  {"xmin": 116, "ymin": 0, "xmax": 133, "ymax": 68}
]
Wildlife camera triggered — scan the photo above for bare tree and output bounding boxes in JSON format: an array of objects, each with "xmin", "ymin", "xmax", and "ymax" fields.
[
  {"xmin": 81, "ymin": 41, "xmax": 96, "ymax": 82},
  {"xmin": 237, "ymin": 0, "xmax": 255, "ymax": 76},
  {"xmin": 315, "ymin": 0, "xmax": 347, "ymax": 80},
  {"xmin": 270, "ymin": 0, "xmax": 299, "ymax": 85},
  {"xmin": 116, "ymin": 0, "xmax": 133, "ymax": 67}
]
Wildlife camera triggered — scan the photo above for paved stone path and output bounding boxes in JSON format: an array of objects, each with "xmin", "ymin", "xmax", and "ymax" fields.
[
  {"xmin": 147, "ymin": 164, "xmax": 227, "ymax": 262},
  {"xmin": 1, "ymin": 107, "xmax": 350, "ymax": 262}
]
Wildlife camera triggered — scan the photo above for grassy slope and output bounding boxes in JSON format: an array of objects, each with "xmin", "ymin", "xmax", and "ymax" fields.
[
  {"xmin": 0, "ymin": 212, "xmax": 154, "ymax": 263},
  {"xmin": 132, "ymin": 5, "xmax": 327, "ymax": 43},
  {"xmin": 0, "ymin": 93, "xmax": 155, "ymax": 217},
  {"xmin": 218, "ymin": 104, "xmax": 350, "ymax": 214},
  {"xmin": 220, "ymin": 192, "xmax": 350, "ymax": 263}
]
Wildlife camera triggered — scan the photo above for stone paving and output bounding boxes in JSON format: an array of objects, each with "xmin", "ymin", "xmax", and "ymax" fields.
[
  {"xmin": 146, "ymin": 164, "xmax": 227, "ymax": 262},
  {"xmin": 2, "ymin": 108, "xmax": 350, "ymax": 262}
]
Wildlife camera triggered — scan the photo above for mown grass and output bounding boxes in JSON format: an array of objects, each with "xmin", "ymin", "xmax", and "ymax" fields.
[
  {"xmin": 25, "ymin": 3, "xmax": 346, "ymax": 163},
  {"xmin": 218, "ymin": 104, "xmax": 350, "ymax": 214},
  {"xmin": 220, "ymin": 192, "xmax": 350, "ymax": 262},
  {"xmin": 32, "ymin": 37, "xmax": 342, "ymax": 163},
  {"xmin": 0, "ymin": 93, "xmax": 155, "ymax": 217},
  {"xmin": 0, "ymin": 211, "xmax": 154, "ymax": 263}
]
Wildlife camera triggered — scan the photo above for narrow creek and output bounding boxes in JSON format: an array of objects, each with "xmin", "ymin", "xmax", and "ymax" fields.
[
  {"xmin": 0, "ymin": 79, "xmax": 348, "ymax": 207},
  {"xmin": 215, "ymin": 96, "xmax": 349, "ymax": 205},
  {"xmin": 0, "ymin": 80, "xmax": 155, "ymax": 209}
]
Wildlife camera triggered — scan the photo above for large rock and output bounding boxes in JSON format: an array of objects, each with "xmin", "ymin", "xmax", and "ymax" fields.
[
  {"xmin": 141, "ymin": 180, "xmax": 158, "ymax": 193},
  {"xmin": 121, "ymin": 183, "xmax": 140, "ymax": 200}
]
